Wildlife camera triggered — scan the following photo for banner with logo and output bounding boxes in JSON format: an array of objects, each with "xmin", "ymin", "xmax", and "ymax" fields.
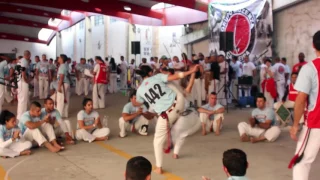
[{"xmin": 208, "ymin": 0, "xmax": 273, "ymax": 62}]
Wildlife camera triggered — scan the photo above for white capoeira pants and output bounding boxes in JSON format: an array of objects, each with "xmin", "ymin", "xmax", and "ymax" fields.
[
  {"xmin": 191, "ymin": 78, "xmax": 202, "ymax": 107},
  {"xmin": 0, "ymin": 139, "xmax": 32, "ymax": 158},
  {"xmin": 237, "ymin": 122, "xmax": 281, "ymax": 142},
  {"xmin": 109, "ymin": 73, "xmax": 118, "ymax": 93},
  {"xmin": 57, "ymin": 83, "xmax": 70, "ymax": 118},
  {"xmin": 22, "ymin": 123, "xmax": 57, "ymax": 146},
  {"xmin": 119, "ymin": 116, "xmax": 149, "ymax": 137},
  {"xmin": 208, "ymin": 79, "xmax": 220, "ymax": 96},
  {"xmin": 154, "ymin": 83, "xmax": 185, "ymax": 168},
  {"xmin": 75, "ymin": 128, "xmax": 110, "ymax": 143},
  {"xmin": 17, "ymin": 81, "xmax": 29, "ymax": 120},
  {"xmin": 53, "ymin": 120, "xmax": 74, "ymax": 139},
  {"xmin": 264, "ymin": 88, "xmax": 274, "ymax": 108},
  {"xmin": 3, "ymin": 81, "xmax": 13, "ymax": 103},
  {"xmin": 292, "ymin": 126, "xmax": 320, "ymax": 180},
  {"xmin": 93, "ymin": 83, "xmax": 106, "ymax": 109},
  {"xmin": 39, "ymin": 76, "xmax": 49, "ymax": 99},
  {"xmin": 274, "ymin": 101, "xmax": 304, "ymax": 124},
  {"xmin": 171, "ymin": 109, "xmax": 201, "ymax": 155},
  {"xmin": 199, "ymin": 112, "xmax": 224, "ymax": 133},
  {"xmin": 201, "ymin": 79, "xmax": 206, "ymax": 101},
  {"xmin": 33, "ymin": 78, "xmax": 39, "ymax": 98},
  {"xmin": 76, "ymin": 78, "xmax": 89, "ymax": 96},
  {"xmin": 276, "ymin": 79, "xmax": 286, "ymax": 102}
]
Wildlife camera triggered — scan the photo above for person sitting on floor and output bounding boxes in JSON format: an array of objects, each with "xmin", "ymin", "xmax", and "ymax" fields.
[
  {"xmin": 198, "ymin": 92, "xmax": 225, "ymax": 136},
  {"xmin": 75, "ymin": 98, "xmax": 110, "ymax": 143},
  {"xmin": 238, "ymin": 93, "xmax": 281, "ymax": 143},
  {"xmin": 202, "ymin": 148, "xmax": 249, "ymax": 180},
  {"xmin": 125, "ymin": 156, "xmax": 152, "ymax": 180},
  {"xmin": 119, "ymin": 90, "xmax": 156, "ymax": 138},
  {"xmin": 41, "ymin": 98, "xmax": 74, "ymax": 145},
  {"xmin": 18, "ymin": 101, "xmax": 63, "ymax": 152},
  {"xmin": 0, "ymin": 110, "xmax": 32, "ymax": 158}
]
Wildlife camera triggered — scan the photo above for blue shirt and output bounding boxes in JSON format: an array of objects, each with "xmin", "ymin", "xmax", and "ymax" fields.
[
  {"xmin": 57, "ymin": 63, "xmax": 70, "ymax": 84},
  {"xmin": 252, "ymin": 107, "xmax": 276, "ymax": 126},
  {"xmin": 201, "ymin": 103, "xmax": 223, "ymax": 120},
  {"xmin": 294, "ymin": 60, "xmax": 318, "ymax": 111},
  {"xmin": 0, "ymin": 125, "xmax": 15, "ymax": 141},
  {"xmin": 0, "ymin": 60, "xmax": 8, "ymax": 83},
  {"xmin": 77, "ymin": 110, "xmax": 99, "ymax": 129},
  {"xmin": 40, "ymin": 108, "xmax": 62, "ymax": 122},
  {"xmin": 136, "ymin": 74, "xmax": 176, "ymax": 114},
  {"xmin": 227, "ymin": 176, "xmax": 249, "ymax": 180},
  {"xmin": 122, "ymin": 102, "xmax": 147, "ymax": 124},
  {"xmin": 18, "ymin": 111, "xmax": 41, "ymax": 134}
]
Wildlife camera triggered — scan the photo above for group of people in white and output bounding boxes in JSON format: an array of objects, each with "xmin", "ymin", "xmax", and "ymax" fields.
[{"xmin": 0, "ymin": 46, "xmax": 309, "ymax": 178}]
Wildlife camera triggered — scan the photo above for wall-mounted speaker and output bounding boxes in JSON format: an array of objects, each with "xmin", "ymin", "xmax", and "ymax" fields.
[
  {"xmin": 131, "ymin": 41, "xmax": 140, "ymax": 55},
  {"xmin": 219, "ymin": 32, "xmax": 234, "ymax": 52}
]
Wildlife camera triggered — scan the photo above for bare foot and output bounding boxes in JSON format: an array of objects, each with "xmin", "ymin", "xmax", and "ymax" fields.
[
  {"xmin": 173, "ymin": 154, "xmax": 179, "ymax": 159},
  {"xmin": 20, "ymin": 150, "xmax": 31, "ymax": 156},
  {"xmin": 53, "ymin": 143, "xmax": 64, "ymax": 150},
  {"xmin": 49, "ymin": 146, "xmax": 60, "ymax": 153},
  {"xmin": 154, "ymin": 167, "xmax": 163, "ymax": 174},
  {"xmin": 215, "ymin": 131, "xmax": 220, "ymax": 136},
  {"xmin": 202, "ymin": 130, "xmax": 207, "ymax": 136},
  {"xmin": 1, "ymin": 156, "xmax": 7, "ymax": 159},
  {"xmin": 250, "ymin": 137, "xmax": 258, "ymax": 143},
  {"xmin": 240, "ymin": 134, "xmax": 250, "ymax": 142}
]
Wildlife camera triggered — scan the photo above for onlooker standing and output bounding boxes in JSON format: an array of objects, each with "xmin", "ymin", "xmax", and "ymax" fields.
[
  {"xmin": 292, "ymin": 52, "xmax": 307, "ymax": 74},
  {"xmin": 241, "ymin": 55, "xmax": 256, "ymax": 97},
  {"xmin": 120, "ymin": 56, "xmax": 128, "ymax": 89}
]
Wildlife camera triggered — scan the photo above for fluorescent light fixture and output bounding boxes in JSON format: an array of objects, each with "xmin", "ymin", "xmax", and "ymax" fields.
[
  {"xmin": 151, "ymin": 2, "xmax": 174, "ymax": 10},
  {"xmin": 124, "ymin": 6, "xmax": 131, "ymax": 11},
  {"xmin": 16, "ymin": 8, "xmax": 22, "ymax": 12},
  {"xmin": 43, "ymin": 13, "xmax": 49, "ymax": 16},
  {"xmin": 48, "ymin": 18, "xmax": 62, "ymax": 27},
  {"xmin": 81, "ymin": 0, "xmax": 89, "ymax": 2},
  {"xmin": 1, "ymin": 35, "xmax": 7, "ymax": 38},
  {"xmin": 24, "ymin": 38, "xmax": 29, "ymax": 41},
  {"xmin": 95, "ymin": 8, "xmax": 102, "ymax": 12},
  {"xmin": 33, "ymin": 23, "xmax": 38, "ymax": 27},
  {"xmin": 38, "ymin": 28, "xmax": 54, "ymax": 41}
]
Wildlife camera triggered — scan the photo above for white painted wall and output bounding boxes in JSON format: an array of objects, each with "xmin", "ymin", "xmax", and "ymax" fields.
[
  {"xmin": 60, "ymin": 26, "xmax": 75, "ymax": 59},
  {"xmin": 73, "ymin": 20, "xmax": 85, "ymax": 62},
  {"xmin": 91, "ymin": 16, "xmax": 105, "ymax": 59},
  {"xmin": 0, "ymin": 37, "xmax": 56, "ymax": 61}
]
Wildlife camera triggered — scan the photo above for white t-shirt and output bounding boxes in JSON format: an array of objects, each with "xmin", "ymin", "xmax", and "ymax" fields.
[
  {"xmin": 120, "ymin": 61, "xmax": 128, "ymax": 74},
  {"xmin": 172, "ymin": 61, "xmax": 184, "ymax": 69},
  {"xmin": 219, "ymin": 61, "xmax": 229, "ymax": 80},
  {"xmin": 242, "ymin": 62, "xmax": 256, "ymax": 76},
  {"xmin": 93, "ymin": 64, "xmax": 100, "ymax": 81},
  {"xmin": 230, "ymin": 61, "xmax": 242, "ymax": 77},
  {"xmin": 260, "ymin": 64, "xmax": 267, "ymax": 81},
  {"xmin": 272, "ymin": 62, "xmax": 286, "ymax": 81}
]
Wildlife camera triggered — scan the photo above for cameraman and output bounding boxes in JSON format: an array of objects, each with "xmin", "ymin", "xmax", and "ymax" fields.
[{"xmin": 17, "ymin": 50, "xmax": 31, "ymax": 120}]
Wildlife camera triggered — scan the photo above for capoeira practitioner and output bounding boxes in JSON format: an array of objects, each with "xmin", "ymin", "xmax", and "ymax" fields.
[
  {"xmin": 18, "ymin": 101, "xmax": 63, "ymax": 152},
  {"xmin": 288, "ymin": 31, "xmax": 320, "ymax": 180},
  {"xmin": 0, "ymin": 56, "xmax": 13, "ymax": 112},
  {"xmin": 262, "ymin": 59, "xmax": 275, "ymax": 108},
  {"xmin": 119, "ymin": 90, "xmax": 156, "ymax": 137},
  {"xmin": 92, "ymin": 56, "xmax": 107, "ymax": 109},
  {"xmin": 36, "ymin": 55, "xmax": 51, "ymax": 99},
  {"xmin": 274, "ymin": 73, "xmax": 304, "ymax": 124},
  {"xmin": 75, "ymin": 98, "xmax": 110, "ymax": 143},
  {"xmin": 57, "ymin": 54, "xmax": 70, "ymax": 118},
  {"xmin": 238, "ymin": 94, "xmax": 281, "ymax": 143},
  {"xmin": 272, "ymin": 57, "xmax": 286, "ymax": 101},
  {"xmin": 41, "ymin": 98, "xmax": 74, "ymax": 144},
  {"xmin": 198, "ymin": 92, "xmax": 225, "ymax": 136},
  {"xmin": 17, "ymin": 50, "xmax": 31, "ymax": 120},
  {"xmin": 75, "ymin": 58, "xmax": 90, "ymax": 96},
  {"xmin": 135, "ymin": 64, "xmax": 199, "ymax": 174},
  {"xmin": 33, "ymin": 56, "xmax": 40, "ymax": 98},
  {"xmin": 0, "ymin": 110, "xmax": 32, "ymax": 158}
]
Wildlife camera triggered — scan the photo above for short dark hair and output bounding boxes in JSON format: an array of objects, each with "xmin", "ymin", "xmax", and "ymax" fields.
[
  {"xmin": 256, "ymin": 93, "xmax": 266, "ymax": 101},
  {"xmin": 60, "ymin": 54, "xmax": 68, "ymax": 63},
  {"xmin": 95, "ymin": 56, "xmax": 103, "ymax": 62},
  {"xmin": 210, "ymin": 92, "xmax": 217, "ymax": 96},
  {"xmin": 35, "ymin": 55, "xmax": 39, "ymax": 58},
  {"xmin": 126, "ymin": 156, "xmax": 152, "ymax": 180},
  {"xmin": 0, "ymin": 110, "xmax": 15, "ymax": 125},
  {"xmin": 44, "ymin": 97, "xmax": 53, "ymax": 104},
  {"xmin": 265, "ymin": 58, "xmax": 272, "ymax": 63},
  {"xmin": 30, "ymin": 101, "xmax": 41, "ymax": 109},
  {"xmin": 291, "ymin": 72, "xmax": 298, "ymax": 77},
  {"xmin": 313, "ymin": 31, "xmax": 320, "ymax": 51},
  {"xmin": 129, "ymin": 89, "xmax": 137, "ymax": 99},
  {"xmin": 281, "ymin": 57, "xmax": 287, "ymax": 62},
  {"xmin": 223, "ymin": 149, "xmax": 248, "ymax": 176},
  {"xmin": 82, "ymin": 98, "xmax": 92, "ymax": 108}
]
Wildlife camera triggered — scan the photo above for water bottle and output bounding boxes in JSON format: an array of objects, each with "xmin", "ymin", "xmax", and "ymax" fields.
[{"xmin": 103, "ymin": 116, "xmax": 109, "ymax": 128}]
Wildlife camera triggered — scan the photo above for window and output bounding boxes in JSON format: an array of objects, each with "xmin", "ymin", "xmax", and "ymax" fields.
[
  {"xmin": 79, "ymin": 21, "xmax": 84, "ymax": 29},
  {"xmin": 94, "ymin": 16, "xmax": 104, "ymax": 26}
]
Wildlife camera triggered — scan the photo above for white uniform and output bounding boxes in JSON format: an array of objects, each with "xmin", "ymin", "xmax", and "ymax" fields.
[
  {"xmin": 120, "ymin": 61, "xmax": 128, "ymax": 89},
  {"xmin": 75, "ymin": 110, "xmax": 110, "ymax": 143},
  {"xmin": 18, "ymin": 111, "xmax": 57, "ymax": 146},
  {"xmin": 17, "ymin": 58, "xmax": 30, "ymax": 120},
  {"xmin": 242, "ymin": 61, "xmax": 256, "ymax": 97},
  {"xmin": 264, "ymin": 66, "xmax": 275, "ymax": 108},
  {"xmin": 272, "ymin": 63, "xmax": 286, "ymax": 101},
  {"xmin": 0, "ymin": 125, "xmax": 32, "ymax": 158},
  {"xmin": 199, "ymin": 103, "xmax": 224, "ymax": 133},
  {"xmin": 238, "ymin": 107, "xmax": 281, "ymax": 142},
  {"xmin": 136, "ymin": 75, "xmax": 185, "ymax": 168},
  {"xmin": 260, "ymin": 64, "xmax": 267, "ymax": 92},
  {"xmin": 37, "ymin": 61, "xmax": 50, "ymax": 99},
  {"xmin": 33, "ymin": 62, "xmax": 40, "ymax": 98},
  {"xmin": 119, "ymin": 102, "xmax": 149, "ymax": 137},
  {"xmin": 76, "ymin": 63, "xmax": 90, "ymax": 96},
  {"xmin": 109, "ymin": 65, "xmax": 118, "ymax": 93},
  {"xmin": 0, "ymin": 60, "xmax": 8, "ymax": 113},
  {"xmin": 56, "ymin": 63, "xmax": 70, "ymax": 118}
]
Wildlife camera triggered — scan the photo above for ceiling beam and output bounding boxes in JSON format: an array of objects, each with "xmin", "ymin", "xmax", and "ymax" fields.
[
  {"xmin": 155, "ymin": 0, "xmax": 208, "ymax": 12},
  {"xmin": 0, "ymin": 3, "xmax": 70, "ymax": 20},
  {"xmin": 0, "ymin": 32, "xmax": 46, "ymax": 44},
  {"xmin": 0, "ymin": 16, "xmax": 58, "ymax": 30}
]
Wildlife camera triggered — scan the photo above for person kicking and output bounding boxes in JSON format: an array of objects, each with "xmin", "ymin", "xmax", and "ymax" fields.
[
  {"xmin": 119, "ymin": 89, "xmax": 156, "ymax": 138},
  {"xmin": 41, "ymin": 98, "xmax": 74, "ymax": 145},
  {"xmin": 198, "ymin": 92, "xmax": 225, "ymax": 136},
  {"xmin": 18, "ymin": 101, "xmax": 63, "ymax": 152},
  {"xmin": 238, "ymin": 93, "xmax": 281, "ymax": 143}
]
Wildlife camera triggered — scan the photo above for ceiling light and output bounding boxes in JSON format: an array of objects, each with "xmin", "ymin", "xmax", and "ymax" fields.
[
  {"xmin": 33, "ymin": 23, "xmax": 38, "ymax": 26},
  {"xmin": 24, "ymin": 38, "xmax": 29, "ymax": 41},
  {"xmin": 44, "ymin": 13, "xmax": 49, "ymax": 16},
  {"xmin": 16, "ymin": 8, "xmax": 22, "ymax": 12},
  {"xmin": 8, "ymin": 20, "xmax": 14, "ymax": 23},
  {"xmin": 124, "ymin": 6, "xmax": 131, "ymax": 11},
  {"xmin": 1, "ymin": 35, "xmax": 7, "ymax": 38},
  {"xmin": 95, "ymin": 8, "xmax": 102, "ymax": 12},
  {"xmin": 81, "ymin": 0, "xmax": 89, "ymax": 2}
]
